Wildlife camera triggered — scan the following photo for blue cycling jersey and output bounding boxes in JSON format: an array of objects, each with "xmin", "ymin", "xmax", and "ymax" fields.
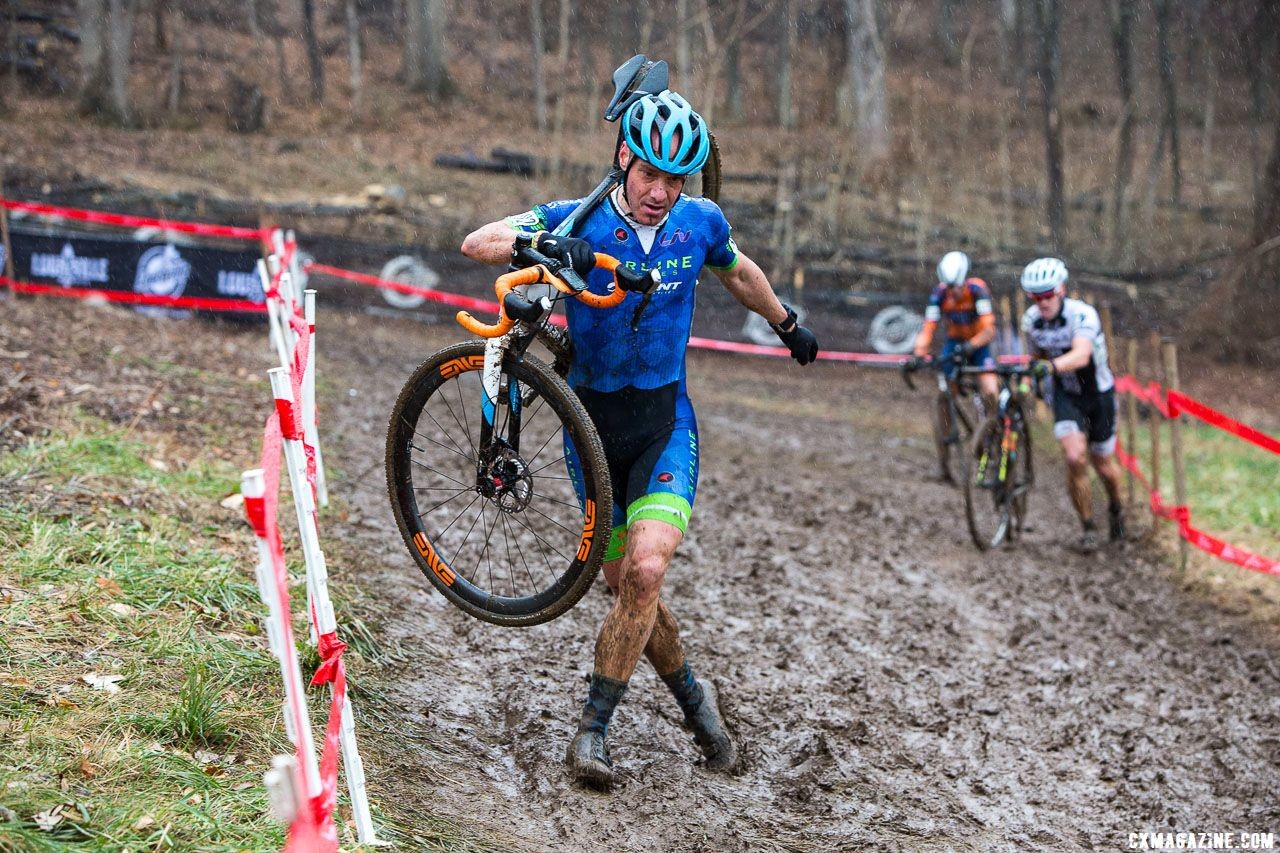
[{"xmin": 506, "ymin": 192, "xmax": 738, "ymax": 392}]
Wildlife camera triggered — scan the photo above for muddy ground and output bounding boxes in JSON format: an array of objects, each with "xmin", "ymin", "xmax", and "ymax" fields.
[{"xmin": 6, "ymin": 291, "xmax": 1279, "ymax": 851}]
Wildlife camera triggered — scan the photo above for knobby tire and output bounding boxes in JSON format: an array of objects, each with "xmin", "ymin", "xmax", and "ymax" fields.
[{"xmin": 386, "ymin": 341, "xmax": 610, "ymax": 626}]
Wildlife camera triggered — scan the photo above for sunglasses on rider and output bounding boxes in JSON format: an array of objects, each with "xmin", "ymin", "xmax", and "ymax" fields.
[{"xmin": 1029, "ymin": 290, "xmax": 1059, "ymax": 303}]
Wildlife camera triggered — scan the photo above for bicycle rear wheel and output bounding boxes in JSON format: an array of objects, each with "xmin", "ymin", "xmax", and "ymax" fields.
[
  {"xmin": 962, "ymin": 414, "xmax": 1013, "ymax": 550},
  {"xmin": 386, "ymin": 341, "xmax": 610, "ymax": 626},
  {"xmin": 932, "ymin": 392, "xmax": 973, "ymax": 484}
]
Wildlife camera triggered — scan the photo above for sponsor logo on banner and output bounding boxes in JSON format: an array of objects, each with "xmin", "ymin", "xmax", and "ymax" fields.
[
  {"xmin": 30, "ymin": 242, "xmax": 110, "ymax": 287},
  {"xmin": 216, "ymin": 269, "xmax": 264, "ymax": 301},
  {"xmin": 133, "ymin": 245, "xmax": 192, "ymax": 297}
]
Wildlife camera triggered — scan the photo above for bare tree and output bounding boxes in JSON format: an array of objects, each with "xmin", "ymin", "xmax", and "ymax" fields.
[
  {"xmin": 346, "ymin": 0, "xmax": 363, "ymax": 121},
  {"xmin": 166, "ymin": 3, "xmax": 186, "ymax": 114},
  {"xmin": 1104, "ymin": 0, "xmax": 1136, "ymax": 263},
  {"xmin": 776, "ymin": 0, "xmax": 794, "ymax": 128},
  {"xmin": 1153, "ymin": 0, "xmax": 1181, "ymax": 203},
  {"xmin": 405, "ymin": 0, "xmax": 451, "ymax": 99},
  {"xmin": 531, "ymin": 0, "xmax": 546, "ymax": 131},
  {"xmin": 676, "ymin": 0, "xmax": 691, "ymax": 91},
  {"xmin": 936, "ymin": 0, "xmax": 960, "ymax": 66},
  {"xmin": 77, "ymin": 0, "xmax": 108, "ymax": 113},
  {"xmin": 836, "ymin": 0, "xmax": 890, "ymax": 162},
  {"xmin": 1033, "ymin": 0, "xmax": 1065, "ymax": 250},
  {"xmin": 108, "ymin": 0, "xmax": 140, "ymax": 122},
  {"xmin": 301, "ymin": 0, "xmax": 324, "ymax": 103}
]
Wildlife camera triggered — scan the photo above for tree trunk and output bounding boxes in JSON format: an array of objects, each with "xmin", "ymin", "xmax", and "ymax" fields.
[
  {"xmin": 301, "ymin": 0, "xmax": 324, "ymax": 103},
  {"xmin": 153, "ymin": 0, "xmax": 166, "ymax": 51},
  {"xmin": 676, "ymin": 0, "xmax": 690, "ymax": 91},
  {"xmin": 531, "ymin": 0, "xmax": 546, "ymax": 131},
  {"xmin": 78, "ymin": 0, "xmax": 105, "ymax": 110},
  {"xmin": 105, "ymin": 0, "xmax": 138, "ymax": 125},
  {"xmin": 936, "ymin": 0, "xmax": 959, "ymax": 66},
  {"xmin": 166, "ymin": 6, "xmax": 185, "ymax": 113},
  {"xmin": 1105, "ymin": 0, "xmax": 1136, "ymax": 264},
  {"xmin": 836, "ymin": 0, "xmax": 889, "ymax": 162},
  {"xmin": 1255, "ymin": 102, "xmax": 1280, "ymax": 248},
  {"xmin": 246, "ymin": 0, "xmax": 259, "ymax": 40},
  {"xmin": 1034, "ymin": 0, "xmax": 1065, "ymax": 250},
  {"xmin": 406, "ymin": 0, "xmax": 450, "ymax": 99},
  {"xmin": 724, "ymin": 34, "xmax": 742, "ymax": 121},
  {"xmin": 777, "ymin": 0, "xmax": 794, "ymax": 128},
  {"xmin": 346, "ymin": 0, "xmax": 362, "ymax": 121},
  {"xmin": 1154, "ymin": 0, "xmax": 1180, "ymax": 203}
]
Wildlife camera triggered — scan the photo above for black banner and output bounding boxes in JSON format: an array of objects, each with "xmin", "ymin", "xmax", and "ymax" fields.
[{"xmin": 4, "ymin": 226, "xmax": 264, "ymax": 305}]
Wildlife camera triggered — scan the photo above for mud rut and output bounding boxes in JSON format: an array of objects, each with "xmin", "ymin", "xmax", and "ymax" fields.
[{"xmin": 321, "ymin": 310, "xmax": 1277, "ymax": 852}]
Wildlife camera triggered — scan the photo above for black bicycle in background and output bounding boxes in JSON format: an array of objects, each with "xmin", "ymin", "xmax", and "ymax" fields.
[{"xmin": 902, "ymin": 350, "xmax": 986, "ymax": 485}]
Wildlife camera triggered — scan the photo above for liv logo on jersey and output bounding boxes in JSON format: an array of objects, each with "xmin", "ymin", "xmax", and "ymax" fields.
[
  {"xmin": 658, "ymin": 229, "xmax": 691, "ymax": 247},
  {"xmin": 30, "ymin": 243, "xmax": 110, "ymax": 288},
  {"xmin": 134, "ymin": 245, "xmax": 192, "ymax": 297}
]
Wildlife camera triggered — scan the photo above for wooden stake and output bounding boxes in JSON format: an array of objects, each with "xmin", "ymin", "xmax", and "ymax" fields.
[
  {"xmin": 0, "ymin": 165, "xmax": 13, "ymax": 291},
  {"xmin": 1162, "ymin": 338, "xmax": 1189, "ymax": 573},
  {"xmin": 1148, "ymin": 332, "xmax": 1163, "ymax": 532},
  {"xmin": 1125, "ymin": 338, "xmax": 1138, "ymax": 509},
  {"xmin": 998, "ymin": 294, "xmax": 1012, "ymax": 354},
  {"xmin": 1014, "ymin": 288, "xmax": 1027, "ymax": 355},
  {"xmin": 1099, "ymin": 300, "xmax": 1114, "ymax": 353}
]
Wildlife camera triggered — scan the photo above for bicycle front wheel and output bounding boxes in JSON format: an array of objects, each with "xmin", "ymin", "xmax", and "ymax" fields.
[
  {"xmin": 386, "ymin": 341, "xmax": 611, "ymax": 626},
  {"xmin": 1007, "ymin": 407, "xmax": 1033, "ymax": 539},
  {"xmin": 962, "ymin": 415, "xmax": 1013, "ymax": 551}
]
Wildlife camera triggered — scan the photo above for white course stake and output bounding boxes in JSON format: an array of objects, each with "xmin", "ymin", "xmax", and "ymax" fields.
[
  {"xmin": 267, "ymin": 370, "xmax": 376, "ymax": 845},
  {"xmin": 260, "ymin": 258, "xmax": 291, "ymax": 369},
  {"xmin": 241, "ymin": 469, "xmax": 321, "ymax": 801},
  {"xmin": 303, "ymin": 289, "xmax": 329, "ymax": 508}
]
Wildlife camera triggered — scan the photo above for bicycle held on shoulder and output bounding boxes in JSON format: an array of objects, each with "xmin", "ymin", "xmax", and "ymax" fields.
[
  {"xmin": 385, "ymin": 245, "xmax": 658, "ymax": 626},
  {"xmin": 901, "ymin": 350, "xmax": 987, "ymax": 485},
  {"xmin": 956, "ymin": 363, "xmax": 1043, "ymax": 551},
  {"xmin": 385, "ymin": 53, "xmax": 722, "ymax": 626}
]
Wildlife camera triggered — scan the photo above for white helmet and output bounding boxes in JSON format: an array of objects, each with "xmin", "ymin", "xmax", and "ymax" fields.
[
  {"xmin": 1021, "ymin": 257, "xmax": 1068, "ymax": 294},
  {"xmin": 936, "ymin": 251, "xmax": 969, "ymax": 286}
]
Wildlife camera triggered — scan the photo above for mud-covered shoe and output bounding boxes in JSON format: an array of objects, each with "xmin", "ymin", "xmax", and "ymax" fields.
[
  {"xmin": 565, "ymin": 730, "xmax": 614, "ymax": 789},
  {"xmin": 1074, "ymin": 527, "xmax": 1100, "ymax": 554},
  {"xmin": 1108, "ymin": 504, "xmax": 1126, "ymax": 542},
  {"xmin": 687, "ymin": 679, "xmax": 738, "ymax": 772}
]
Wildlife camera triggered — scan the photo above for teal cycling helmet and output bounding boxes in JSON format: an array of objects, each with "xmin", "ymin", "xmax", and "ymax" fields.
[{"xmin": 621, "ymin": 90, "xmax": 710, "ymax": 176}]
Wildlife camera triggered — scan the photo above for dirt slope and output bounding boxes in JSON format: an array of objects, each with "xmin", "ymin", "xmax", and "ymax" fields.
[
  {"xmin": 321, "ymin": 310, "xmax": 1280, "ymax": 851},
  {"xmin": 6, "ymin": 295, "xmax": 1277, "ymax": 851}
]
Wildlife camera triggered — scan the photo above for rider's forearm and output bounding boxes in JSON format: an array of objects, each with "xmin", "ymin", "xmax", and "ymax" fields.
[
  {"xmin": 460, "ymin": 221, "xmax": 520, "ymax": 266},
  {"xmin": 714, "ymin": 253, "xmax": 789, "ymax": 326},
  {"xmin": 1051, "ymin": 337, "xmax": 1094, "ymax": 373}
]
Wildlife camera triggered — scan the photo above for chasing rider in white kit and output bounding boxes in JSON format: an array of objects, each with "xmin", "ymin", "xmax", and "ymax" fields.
[{"xmin": 1019, "ymin": 257, "xmax": 1125, "ymax": 553}]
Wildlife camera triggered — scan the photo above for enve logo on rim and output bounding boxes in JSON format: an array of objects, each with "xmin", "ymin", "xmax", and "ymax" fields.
[{"xmin": 413, "ymin": 531, "xmax": 456, "ymax": 586}]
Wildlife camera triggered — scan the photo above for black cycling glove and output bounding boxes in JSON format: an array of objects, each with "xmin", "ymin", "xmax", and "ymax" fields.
[
  {"xmin": 770, "ymin": 304, "xmax": 819, "ymax": 366},
  {"xmin": 532, "ymin": 231, "xmax": 595, "ymax": 277}
]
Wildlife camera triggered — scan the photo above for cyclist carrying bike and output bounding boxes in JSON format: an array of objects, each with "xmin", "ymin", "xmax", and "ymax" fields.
[
  {"xmin": 460, "ymin": 89, "xmax": 819, "ymax": 789},
  {"xmin": 909, "ymin": 250, "xmax": 999, "ymax": 478},
  {"xmin": 1019, "ymin": 257, "xmax": 1125, "ymax": 553}
]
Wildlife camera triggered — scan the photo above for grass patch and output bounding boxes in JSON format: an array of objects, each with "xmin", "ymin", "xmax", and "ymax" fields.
[
  {"xmin": 0, "ymin": 414, "xmax": 497, "ymax": 850},
  {"xmin": 1125, "ymin": 420, "xmax": 1280, "ymax": 559}
]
